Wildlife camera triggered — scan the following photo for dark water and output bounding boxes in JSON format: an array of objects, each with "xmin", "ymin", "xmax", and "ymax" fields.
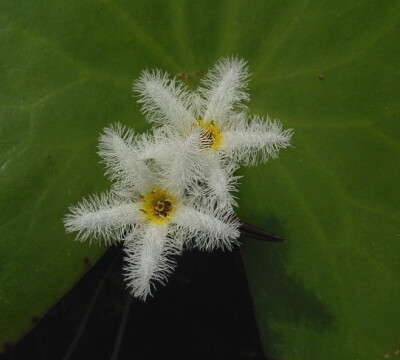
[{"xmin": 2, "ymin": 245, "xmax": 266, "ymax": 360}]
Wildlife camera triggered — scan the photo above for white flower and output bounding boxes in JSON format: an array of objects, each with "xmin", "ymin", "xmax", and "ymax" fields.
[
  {"xmin": 132, "ymin": 57, "xmax": 293, "ymax": 208},
  {"xmin": 64, "ymin": 57, "xmax": 294, "ymax": 300},
  {"xmin": 64, "ymin": 149, "xmax": 240, "ymax": 300}
]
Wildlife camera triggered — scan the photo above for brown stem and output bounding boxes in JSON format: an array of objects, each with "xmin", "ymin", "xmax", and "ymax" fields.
[{"xmin": 240, "ymin": 222, "xmax": 284, "ymax": 242}]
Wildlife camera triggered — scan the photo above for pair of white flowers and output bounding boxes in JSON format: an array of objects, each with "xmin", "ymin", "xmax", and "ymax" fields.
[{"xmin": 64, "ymin": 57, "xmax": 293, "ymax": 300}]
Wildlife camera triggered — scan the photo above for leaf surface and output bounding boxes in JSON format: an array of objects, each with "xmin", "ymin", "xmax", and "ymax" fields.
[{"xmin": 1, "ymin": 1, "xmax": 399, "ymax": 358}]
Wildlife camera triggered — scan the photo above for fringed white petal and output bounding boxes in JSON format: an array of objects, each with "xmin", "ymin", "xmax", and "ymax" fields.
[
  {"xmin": 187, "ymin": 92, "xmax": 205, "ymax": 119},
  {"xmin": 172, "ymin": 204, "xmax": 240, "ymax": 251},
  {"xmin": 153, "ymin": 128, "xmax": 208, "ymax": 196},
  {"xmin": 63, "ymin": 192, "xmax": 142, "ymax": 245},
  {"xmin": 133, "ymin": 69, "xmax": 196, "ymax": 132},
  {"xmin": 200, "ymin": 57, "xmax": 250, "ymax": 122},
  {"xmin": 204, "ymin": 159, "xmax": 241, "ymax": 211},
  {"xmin": 136, "ymin": 129, "xmax": 172, "ymax": 161},
  {"xmin": 98, "ymin": 124, "xmax": 155, "ymax": 194},
  {"xmin": 186, "ymin": 155, "xmax": 240, "ymax": 212},
  {"xmin": 123, "ymin": 225, "xmax": 180, "ymax": 300},
  {"xmin": 222, "ymin": 115, "xmax": 293, "ymax": 166}
]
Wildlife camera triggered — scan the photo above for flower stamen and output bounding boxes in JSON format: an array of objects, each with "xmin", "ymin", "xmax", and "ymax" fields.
[
  {"xmin": 196, "ymin": 117, "xmax": 224, "ymax": 150},
  {"xmin": 141, "ymin": 188, "xmax": 177, "ymax": 224}
]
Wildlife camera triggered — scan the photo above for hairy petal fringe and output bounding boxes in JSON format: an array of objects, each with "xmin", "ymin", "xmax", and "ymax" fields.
[
  {"xmin": 154, "ymin": 129, "xmax": 209, "ymax": 196},
  {"xmin": 172, "ymin": 204, "xmax": 240, "ymax": 251},
  {"xmin": 222, "ymin": 115, "xmax": 293, "ymax": 165},
  {"xmin": 123, "ymin": 225, "xmax": 180, "ymax": 300},
  {"xmin": 98, "ymin": 124, "xmax": 155, "ymax": 193},
  {"xmin": 133, "ymin": 69, "xmax": 195, "ymax": 132},
  {"xmin": 204, "ymin": 159, "xmax": 241, "ymax": 210},
  {"xmin": 200, "ymin": 57, "xmax": 250, "ymax": 121},
  {"xmin": 63, "ymin": 192, "xmax": 141, "ymax": 245},
  {"xmin": 186, "ymin": 155, "xmax": 240, "ymax": 212}
]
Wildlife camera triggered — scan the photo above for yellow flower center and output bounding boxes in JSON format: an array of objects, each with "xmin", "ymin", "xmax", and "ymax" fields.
[
  {"xmin": 140, "ymin": 188, "xmax": 177, "ymax": 225},
  {"xmin": 197, "ymin": 117, "xmax": 224, "ymax": 150}
]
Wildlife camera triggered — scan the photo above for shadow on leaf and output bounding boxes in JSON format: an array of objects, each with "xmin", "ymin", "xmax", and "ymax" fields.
[{"xmin": 241, "ymin": 216, "xmax": 335, "ymax": 357}]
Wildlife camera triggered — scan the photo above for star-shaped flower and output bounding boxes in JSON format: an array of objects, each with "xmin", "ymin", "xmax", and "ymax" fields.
[
  {"xmin": 132, "ymin": 57, "xmax": 293, "ymax": 209},
  {"xmin": 64, "ymin": 57, "xmax": 294, "ymax": 301},
  {"xmin": 64, "ymin": 142, "xmax": 239, "ymax": 300}
]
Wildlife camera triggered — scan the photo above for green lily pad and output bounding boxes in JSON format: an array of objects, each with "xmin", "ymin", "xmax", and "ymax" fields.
[{"xmin": 1, "ymin": 0, "xmax": 399, "ymax": 359}]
